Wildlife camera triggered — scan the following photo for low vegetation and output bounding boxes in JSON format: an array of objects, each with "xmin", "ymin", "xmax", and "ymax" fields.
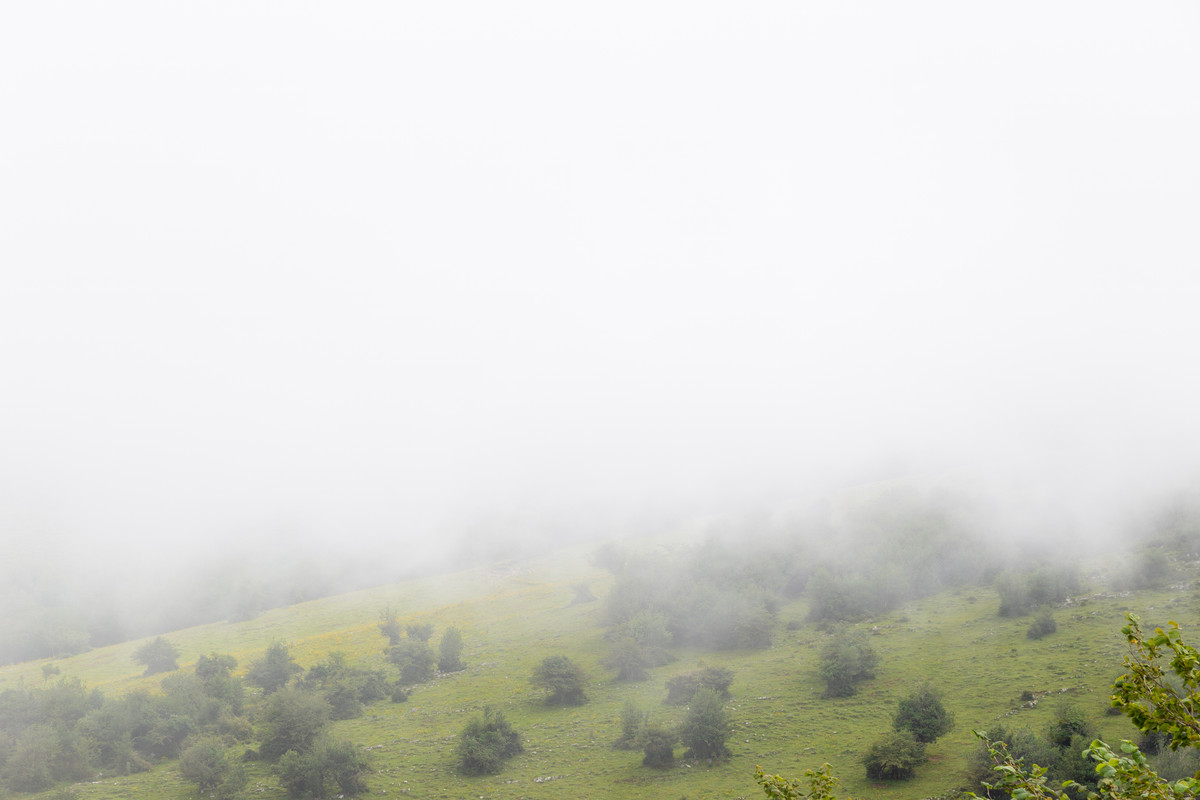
[{"xmin": 2, "ymin": 495, "xmax": 1198, "ymax": 800}]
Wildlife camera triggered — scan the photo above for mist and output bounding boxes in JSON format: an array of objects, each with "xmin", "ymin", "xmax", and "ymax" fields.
[{"xmin": 2, "ymin": 2, "xmax": 1198, "ymax": 656}]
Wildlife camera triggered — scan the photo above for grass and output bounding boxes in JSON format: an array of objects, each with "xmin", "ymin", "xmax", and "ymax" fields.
[{"xmin": 7, "ymin": 545, "xmax": 1197, "ymax": 800}]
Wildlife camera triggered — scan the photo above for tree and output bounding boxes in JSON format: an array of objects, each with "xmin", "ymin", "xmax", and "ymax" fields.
[
  {"xmin": 405, "ymin": 622, "xmax": 434, "ymax": 642},
  {"xmin": 603, "ymin": 610, "xmax": 674, "ymax": 681},
  {"xmin": 762, "ymin": 614, "xmax": 1200, "ymax": 800},
  {"xmin": 179, "ymin": 736, "xmax": 234, "ymax": 792},
  {"xmin": 531, "ymin": 655, "xmax": 587, "ymax": 706},
  {"xmin": 666, "ymin": 666, "xmax": 734, "ymax": 705},
  {"xmin": 438, "ymin": 626, "xmax": 464, "ymax": 673},
  {"xmin": 614, "ymin": 700, "xmax": 646, "ymax": 750},
  {"xmin": 378, "ymin": 607, "xmax": 402, "ymax": 646},
  {"xmin": 818, "ymin": 632, "xmax": 878, "ymax": 697},
  {"xmin": 680, "ymin": 688, "xmax": 730, "ymax": 760},
  {"xmin": 258, "ymin": 688, "xmax": 330, "ymax": 761},
  {"xmin": 246, "ymin": 642, "xmax": 302, "ymax": 695},
  {"xmin": 640, "ymin": 722, "xmax": 677, "ymax": 768},
  {"xmin": 133, "ymin": 637, "xmax": 180, "ymax": 676},
  {"xmin": 277, "ymin": 737, "xmax": 369, "ymax": 798},
  {"xmin": 1027, "ymin": 608, "xmax": 1058, "ymax": 639},
  {"xmin": 892, "ymin": 683, "xmax": 954, "ymax": 743},
  {"xmin": 862, "ymin": 732, "xmax": 926, "ymax": 780},
  {"xmin": 389, "ymin": 641, "xmax": 436, "ymax": 685},
  {"xmin": 456, "ymin": 708, "xmax": 522, "ymax": 775}
]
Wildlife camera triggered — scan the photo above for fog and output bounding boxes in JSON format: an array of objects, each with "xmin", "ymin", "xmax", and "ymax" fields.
[{"xmin": 2, "ymin": 3, "xmax": 1199, "ymax": 650}]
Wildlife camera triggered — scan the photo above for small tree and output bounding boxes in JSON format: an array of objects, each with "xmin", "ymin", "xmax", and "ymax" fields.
[
  {"xmin": 818, "ymin": 632, "xmax": 878, "ymax": 698},
  {"xmin": 133, "ymin": 637, "xmax": 180, "ymax": 676},
  {"xmin": 378, "ymin": 607, "xmax": 402, "ymax": 646},
  {"xmin": 615, "ymin": 700, "xmax": 646, "ymax": 750},
  {"xmin": 438, "ymin": 627, "xmax": 465, "ymax": 673},
  {"xmin": 258, "ymin": 687, "xmax": 331, "ymax": 761},
  {"xmin": 640, "ymin": 723, "xmax": 677, "ymax": 768},
  {"xmin": 405, "ymin": 622, "xmax": 434, "ymax": 642},
  {"xmin": 179, "ymin": 737, "xmax": 226, "ymax": 791},
  {"xmin": 863, "ymin": 731, "xmax": 926, "ymax": 780},
  {"xmin": 665, "ymin": 666, "xmax": 734, "ymax": 705},
  {"xmin": 456, "ymin": 709, "xmax": 523, "ymax": 775},
  {"xmin": 531, "ymin": 655, "xmax": 587, "ymax": 706},
  {"xmin": 604, "ymin": 610, "xmax": 674, "ymax": 681},
  {"xmin": 893, "ymin": 683, "xmax": 954, "ymax": 743},
  {"xmin": 246, "ymin": 642, "xmax": 302, "ymax": 695},
  {"xmin": 1027, "ymin": 608, "xmax": 1057, "ymax": 640},
  {"xmin": 389, "ymin": 641, "xmax": 436, "ymax": 685},
  {"xmin": 680, "ymin": 688, "xmax": 731, "ymax": 760},
  {"xmin": 276, "ymin": 737, "xmax": 370, "ymax": 799}
]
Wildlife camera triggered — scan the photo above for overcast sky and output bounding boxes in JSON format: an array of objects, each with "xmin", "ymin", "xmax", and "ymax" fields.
[{"xmin": 2, "ymin": 2, "xmax": 1198, "ymax": 568}]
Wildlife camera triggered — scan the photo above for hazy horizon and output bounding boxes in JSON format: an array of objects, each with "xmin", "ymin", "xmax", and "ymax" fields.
[{"xmin": 3, "ymin": 2, "xmax": 1199, "ymax": 614}]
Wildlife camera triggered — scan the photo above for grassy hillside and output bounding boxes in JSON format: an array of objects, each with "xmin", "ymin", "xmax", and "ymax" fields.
[{"xmin": 3, "ymin": 544, "xmax": 1194, "ymax": 800}]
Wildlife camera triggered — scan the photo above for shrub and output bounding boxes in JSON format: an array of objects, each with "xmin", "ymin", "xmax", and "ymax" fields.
[
  {"xmin": 665, "ymin": 666, "xmax": 734, "ymax": 705},
  {"xmin": 246, "ymin": 642, "xmax": 302, "ymax": 695},
  {"xmin": 1027, "ymin": 609, "xmax": 1058, "ymax": 639},
  {"xmin": 531, "ymin": 655, "xmax": 587, "ymax": 706},
  {"xmin": 132, "ymin": 637, "xmax": 180, "ymax": 676},
  {"xmin": 893, "ymin": 683, "xmax": 954, "ymax": 743},
  {"xmin": 456, "ymin": 709, "xmax": 522, "ymax": 775},
  {"xmin": 614, "ymin": 700, "xmax": 646, "ymax": 750},
  {"xmin": 640, "ymin": 723, "xmax": 677, "ymax": 768},
  {"xmin": 378, "ymin": 607, "xmax": 402, "ymax": 646},
  {"xmin": 389, "ymin": 641, "xmax": 436, "ymax": 685},
  {"xmin": 405, "ymin": 623, "xmax": 434, "ymax": 642},
  {"xmin": 818, "ymin": 632, "xmax": 878, "ymax": 697},
  {"xmin": 258, "ymin": 688, "xmax": 331, "ymax": 761},
  {"xmin": 680, "ymin": 688, "xmax": 730, "ymax": 760},
  {"xmin": 277, "ymin": 738, "xmax": 369, "ymax": 798},
  {"xmin": 438, "ymin": 627, "xmax": 465, "ymax": 673},
  {"xmin": 179, "ymin": 736, "xmax": 233, "ymax": 792},
  {"xmin": 863, "ymin": 731, "xmax": 926, "ymax": 780}
]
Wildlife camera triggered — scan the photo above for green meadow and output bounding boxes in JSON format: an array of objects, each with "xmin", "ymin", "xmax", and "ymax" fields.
[{"xmin": 3, "ymin": 544, "xmax": 1195, "ymax": 800}]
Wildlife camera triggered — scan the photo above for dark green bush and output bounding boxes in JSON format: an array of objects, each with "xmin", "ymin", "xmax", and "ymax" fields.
[
  {"xmin": 456, "ymin": 709, "xmax": 522, "ymax": 775},
  {"xmin": 863, "ymin": 732, "xmax": 926, "ymax": 780}
]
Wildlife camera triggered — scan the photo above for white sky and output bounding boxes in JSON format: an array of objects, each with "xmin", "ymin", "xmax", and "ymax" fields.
[{"xmin": 2, "ymin": 2, "xmax": 1199, "ymax": 564}]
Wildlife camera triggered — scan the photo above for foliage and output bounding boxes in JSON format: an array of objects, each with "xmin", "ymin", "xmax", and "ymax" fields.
[
  {"xmin": 1028, "ymin": 609, "xmax": 1059, "ymax": 639},
  {"xmin": 1046, "ymin": 703, "xmax": 1096, "ymax": 749},
  {"xmin": 246, "ymin": 641, "xmax": 302, "ymax": 695},
  {"xmin": 614, "ymin": 700, "xmax": 646, "ymax": 749},
  {"xmin": 640, "ymin": 722, "xmax": 677, "ymax": 768},
  {"xmin": 892, "ymin": 683, "xmax": 954, "ymax": 743},
  {"xmin": 277, "ymin": 738, "xmax": 369, "ymax": 798},
  {"xmin": 133, "ymin": 636, "xmax": 180, "ymax": 676},
  {"xmin": 531, "ymin": 655, "xmax": 588, "ymax": 705},
  {"xmin": 438, "ymin": 626, "xmax": 464, "ymax": 673},
  {"xmin": 680, "ymin": 688, "xmax": 730, "ymax": 760},
  {"xmin": 179, "ymin": 735, "xmax": 235, "ymax": 792},
  {"xmin": 995, "ymin": 566, "xmax": 1078, "ymax": 617},
  {"xmin": 665, "ymin": 666, "xmax": 735, "ymax": 705},
  {"xmin": 603, "ymin": 541, "xmax": 780, "ymax": 651},
  {"xmin": 456, "ymin": 709, "xmax": 522, "ymax": 775},
  {"xmin": 817, "ymin": 632, "xmax": 878, "ymax": 697},
  {"xmin": 969, "ymin": 615, "xmax": 1200, "ymax": 800},
  {"xmin": 862, "ymin": 731, "xmax": 926, "ymax": 780},
  {"xmin": 405, "ymin": 622, "xmax": 434, "ymax": 642},
  {"xmin": 195, "ymin": 652, "xmax": 244, "ymax": 713},
  {"xmin": 257, "ymin": 687, "xmax": 331, "ymax": 761},
  {"xmin": 388, "ymin": 641, "xmax": 436, "ymax": 685},
  {"xmin": 378, "ymin": 606, "xmax": 402, "ymax": 646},
  {"xmin": 604, "ymin": 610, "xmax": 675, "ymax": 681},
  {"xmin": 570, "ymin": 582, "xmax": 598, "ymax": 605},
  {"xmin": 755, "ymin": 763, "xmax": 844, "ymax": 800}
]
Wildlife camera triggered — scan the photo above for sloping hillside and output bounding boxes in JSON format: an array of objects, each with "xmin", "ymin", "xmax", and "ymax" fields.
[{"xmin": 2, "ymin": 543, "xmax": 1192, "ymax": 800}]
